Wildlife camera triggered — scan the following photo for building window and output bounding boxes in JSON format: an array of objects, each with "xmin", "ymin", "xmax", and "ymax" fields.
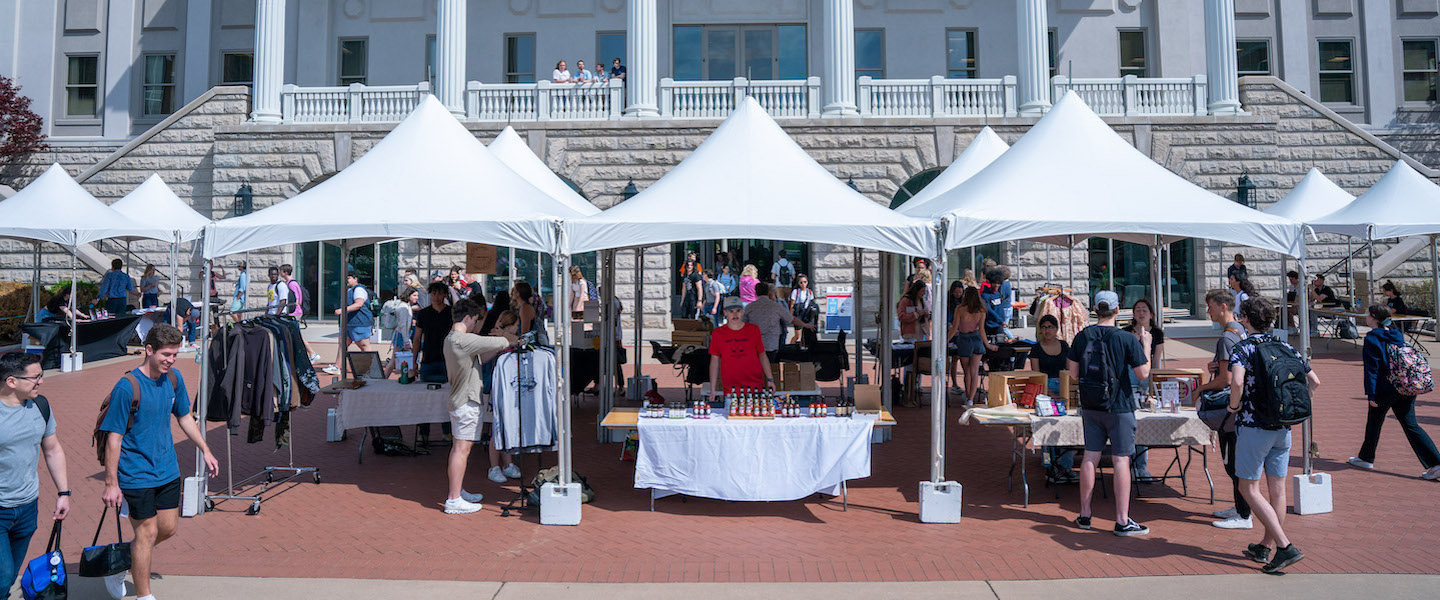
[
  {"xmin": 945, "ymin": 29, "xmax": 977, "ymax": 79},
  {"xmin": 141, "ymin": 54, "xmax": 177, "ymax": 116},
  {"xmin": 65, "ymin": 55, "xmax": 99, "ymax": 117},
  {"xmin": 1236, "ymin": 39, "xmax": 1271, "ymax": 76},
  {"xmin": 672, "ymin": 25, "xmax": 806, "ymax": 81},
  {"xmin": 504, "ymin": 33, "xmax": 535, "ymax": 83},
  {"xmin": 1317, "ymin": 39, "xmax": 1354, "ymax": 103},
  {"xmin": 596, "ymin": 32, "xmax": 625, "ymax": 73},
  {"xmin": 1401, "ymin": 39, "xmax": 1437, "ymax": 103},
  {"xmin": 339, "ymin": 38, "xmax": 368, "ymax": 85},
  {"xmin": 1048, "ymin": 29, "xmax": 1058, "ymax": 79},
  {"xmin": 221, "ymin": 52, "xmax": 253, "ymax": 85},
  {"xmin": 425, "ymin": 35, "xmax": 436, "ymax": 89},
  {"xmin": 1119, "ymin": 29, "xmax": 1148, "ymax": 77},
  {"xmin": 855, "ymin": 29, "xmax": 884, "ymax": 79}
]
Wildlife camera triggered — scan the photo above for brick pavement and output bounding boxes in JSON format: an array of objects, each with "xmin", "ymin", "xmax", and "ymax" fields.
[{"xmin": 20, "ymin": 342, "xmax": 1440, "ymax": 583}]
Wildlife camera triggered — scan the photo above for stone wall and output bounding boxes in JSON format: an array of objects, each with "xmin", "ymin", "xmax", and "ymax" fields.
[{"xmin": 2, "ymin": 78, "xmax": 1436, "ymax": 334}]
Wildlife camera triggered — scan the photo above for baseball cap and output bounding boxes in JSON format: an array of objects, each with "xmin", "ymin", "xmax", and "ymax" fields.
[
  {"xmin": 1093, "ymin": 290, "xmax": 1120, "ymax": 311},
  {"xmin": 723, "ymin": 297, "xmax": 744, "ymax": 311}
]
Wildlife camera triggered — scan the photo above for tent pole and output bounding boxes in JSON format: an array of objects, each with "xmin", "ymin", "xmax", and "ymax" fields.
[
  {"xmin": 1298, "ymin": 242, "xmax": 1312, "ymax": 476},
  {"xmin": 632, "ymin": 247, "xmax": 643, "ymax": 400},
  {"xmin": 929, "ymin": 239, "xmax": 948, "ymax": 483},
  {"xmin": 1067, "ymin": 236, "xmax": 1075, "ymax": 292},
  {"xmin": 555, "ymin": 251, "xmax": 573, "ymax": 486},
  {"xmin": 1045, "ymin": 244, "xmax": 1052, "ymax": 282},
  {"xmin": 169, "ymin": 235, "xmax": 179, "ymax": 323},
  {"xmin": 1107, "ymin": 238, "xmax": 1114, "ymax": 292},
  {"xmin": 338, "ymin": 240, "xmax": 350, "ymax": 380},
  {"xmin": 1366, "ymin": 230, "xmax": 1375, "ymax": 308},
  {"xmin": 1432, "ymin": 235, "xmax": 1439, "ymax": 332},
  {"xmin": 853, "ymin": 247, "xmax": 864, "ymax": 384},
  {"xmin": 879, "ymin": 253, "xmax": 893, "ymax": 412},
  {"xmin": 1345, "ymin": 238, "xmax": 1354, "ymax": 307},
  {"xmin": 68, "ymin": 248, "xmax": 77, "ymax": 357},
  {"xmin": 1152, "ymin": 238, "xmax": 1163, "ymax": 340},
  {"xmin": 31, "ymin": 242, "xmax": 41, "ymax": 321},
  {"xmin": 426, "ymin": 240, "xmax": 434, "ymax": 280},
  {"xmin": 509, "ymin": 247, "xmax": 517, "ymax": 285},
  {"xmin": 196, "ymin": 258, "xmax": 214, "ymax": 497},
  {"xmin": 1279, "ymin": 255, "xmax": 1289, "ymax": 333}
]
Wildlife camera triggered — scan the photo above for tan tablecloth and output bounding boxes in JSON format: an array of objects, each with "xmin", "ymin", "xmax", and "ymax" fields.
[
  {"xmin": 334, "ymin": 379, "xmax": 451, "ymax": 431},
  {"xmin": 1030, "ymin": 409, "xmax": 1211, "ymax": 447}
]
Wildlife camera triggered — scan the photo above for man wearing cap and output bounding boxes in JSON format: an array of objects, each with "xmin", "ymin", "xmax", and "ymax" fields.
[
  {"xmin": 709, "ymin": 297, "xmax": 775, "ymax": 393},
  {"xmin": 1067, "ymin": 289, "xmax": 1151, "ymax": 537}
]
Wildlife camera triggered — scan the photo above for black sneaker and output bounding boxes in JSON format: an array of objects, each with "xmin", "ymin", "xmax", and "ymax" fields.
[
  {"xmin": 1114, "ymin": 519, "xmax": 1149, "ymax": 536},
  {"xmin": 1243, "ymin": 543, "xmax": 1271, "ymax": 564},
  {"xmin": 1074, "ymin": 515, "xmax": 1092, "ymax": 530},
  {"xmin": 1261, "ymin": 544, "xmax": 1304, "ymax": 574}
]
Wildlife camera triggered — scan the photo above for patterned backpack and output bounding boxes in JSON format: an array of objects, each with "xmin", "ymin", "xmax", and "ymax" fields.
[{"xmin": 1386, "ymin": 342, "xmax": 1434, "ymax": 396}]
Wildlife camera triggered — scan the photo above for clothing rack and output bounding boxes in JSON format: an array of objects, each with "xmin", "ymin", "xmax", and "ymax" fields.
[
  {"xmin": 204, "ymin": 308, "xmax": 320, "ymax": 515},
  {"xmin": 497, "ymin": 337, "xmax": 547, "ymax": 518}
]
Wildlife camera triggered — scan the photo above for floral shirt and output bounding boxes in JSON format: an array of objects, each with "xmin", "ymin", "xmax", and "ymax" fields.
[{"xmin": 1228, "ymin": 333, "xmax": 1307, "ymax": 430}]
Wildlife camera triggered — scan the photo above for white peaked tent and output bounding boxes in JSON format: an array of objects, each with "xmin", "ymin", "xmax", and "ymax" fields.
[
  {"xmin": 205, "ymin": 96, "xmax": 585, "ymax": 258},
  {"xmin": 1264, "ymin": 168, "xmax": 1354, "ymax": 222},
  {"xmin": 563, "ymin": 96, "xmax": 936, "ymax": 257},
  {"xmin": 909, "ymin": 92, "xmax": 1304, "ymax": 256},
  {"xmin": 0, "ymin": 163, "xmax": 168, "ymax": 365},
  {"xmin": 488, "ymin": 126, "xmax": 599, "ymax": 216},
  {"xmin": 111, "ymin": 174, "xmax": 213, "ymax": 319},
  {"xmin": 896, "ymin": 126, "xmax": 1009, "ymax": 217}
]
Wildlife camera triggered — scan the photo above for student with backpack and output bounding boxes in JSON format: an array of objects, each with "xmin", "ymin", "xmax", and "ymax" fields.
[
  {"xmin": 1226, "ymin": 297, "xmax": 1319, "ymax": 574},
  {"xmin": 1067, "ymin": 290, "xmax": 1151, "ymax": 537},
  {"xmin": 1193, "ymin": 289, "xmax": 1254, "ymax": 530},
  {"xmin": 0, "ymin": 353, "xmax": 69, "ymax": 599},
  {"xmin": 98, "ymin": 323, "xmax": 219, "ymax": 600},
  {"xmin": 280, "ymin": 264, "xmax": 322, "ymax": 364},
  {"xmin": 1348, "ymin": 303, "xmax": 1440, "ymax": 479}
]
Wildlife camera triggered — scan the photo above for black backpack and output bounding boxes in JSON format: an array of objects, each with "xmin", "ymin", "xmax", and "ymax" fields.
[
  {"xmin": 1247, "ymin": 338, "xmax": 1312, "ymax": 428},
  {"xmin": 1077, "ymin": 328, "xmax": 1119, "ymax": 411}
]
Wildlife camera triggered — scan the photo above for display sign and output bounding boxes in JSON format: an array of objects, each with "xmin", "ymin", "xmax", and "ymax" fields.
[
  {"xmin": 824, "ymin": 286, "xmax": 852, "ymax": 333},
  {"xmin": 466, "ymin": 243, "xmax": 498, "ymax": 274}
]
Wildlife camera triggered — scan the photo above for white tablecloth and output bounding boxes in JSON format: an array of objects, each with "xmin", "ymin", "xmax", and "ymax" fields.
[
  {"xmin": 1030, "ymin": 409, "xmax": 1211, "ymax": 447},
  {"xmin": 334, "ymin": 379, "xmax": 450, "ymax": 431},
  {"xmin": 635, "ymin": 415, "xmax": 875, "ymax": 502}
]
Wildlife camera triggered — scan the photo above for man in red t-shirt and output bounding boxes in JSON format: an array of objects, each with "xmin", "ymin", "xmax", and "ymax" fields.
[{"xmin": 708, "ymin": 297, "xmax": 774, "ymax": 391}]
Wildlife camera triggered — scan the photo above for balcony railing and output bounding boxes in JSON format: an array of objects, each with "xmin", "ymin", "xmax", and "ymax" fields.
[
  {"xmin": 1050, "ymin": 75, "xmax": 1208, "ymax": 116},
  {"xmin": 276, "ymin": 74, "xmax": 1210, "ymax": 123},
  {"xmin": 857, "ymin": 75, "xmax": 1017, "ymax": 118}
]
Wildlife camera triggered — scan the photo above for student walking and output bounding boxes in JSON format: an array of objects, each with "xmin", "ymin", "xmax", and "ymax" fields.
[
  {"xmin": 1193, "ymin": 289, "xmax": 1252, "ymax": 529},
  {"xmin": 327, "ymin": 271, "xmax": 374, "ymax": 375},
  {"xmin": 100, "ymin": 324, "xmax": 220, "ymax": 600},
  {"xmin": 1068, "ymin": 290, "xmax": 1151, "ymax": 536},
  {"xmin": 1226, "ymin": 298, "xmax": 1319, "ymax": 573},
  {"xmin": 0, "ymin": 353, "xmax": 69, "ymax": 599},
  {"xmin": 1348, "ymin": 304, "xmax": 1440, "ymax": 479}
]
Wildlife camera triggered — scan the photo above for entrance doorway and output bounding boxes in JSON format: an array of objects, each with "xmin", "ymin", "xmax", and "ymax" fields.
[
  {"xmin": 294, "ymin": 240, "xmax": 399, "ymax": 320},
  {"xmin": 1087, "ymin": 238, "xmax": 1194, "ymax": 312}
]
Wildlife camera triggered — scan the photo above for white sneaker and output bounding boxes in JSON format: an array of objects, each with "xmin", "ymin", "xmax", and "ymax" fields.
[
  {"xmin": 488, "ymin": 466, "xmax": 507, "ymax": 484},
  {"xmin": 104, "ymin": 570, "xmax": 128, "ymax": 599},
  {"xmin": 1212, "ymin": 515, "xmax": 1253, "ymax": 529},
  {"xmin": 322, "ymin": 365, "xmax": 340, "ymax": 375},
  {"xmin": 1348, "ymin": 457, "xmax": 1375, "ymax": 470},
  {"xmin": 460, "ymin": 490, "xmax": 484, "ymax": 503},
  {"xmin": 1422, "ymin": 465, "xmax": 1440, "ymax": 480},
  {"xmin": 309, "ymin": 352, "xmax": 322, "ymax": 363},
  {"xmin": 502, "ymin": 463, "xmax": 522, "ymax": 479},
  {"xmin": 443, "ymin": 497, "xmax": 483, "ymax": 514},
  {"xmin": 1212, "ymin": 507, "xmax": 1238, "ymax": 519}
]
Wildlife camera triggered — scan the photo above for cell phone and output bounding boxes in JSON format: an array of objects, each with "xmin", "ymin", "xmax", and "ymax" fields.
[{"xmin": 426, "ymin": 383, "xmax": 441, "ymax": 390}]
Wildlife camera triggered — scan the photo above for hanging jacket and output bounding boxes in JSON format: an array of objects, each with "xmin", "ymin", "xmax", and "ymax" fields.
[{"xmin": 492, "ymin": 348, "xmax": 558, "ymax": 453}]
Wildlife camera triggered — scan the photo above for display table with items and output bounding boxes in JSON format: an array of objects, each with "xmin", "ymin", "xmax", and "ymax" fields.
[
  {"xmin": 323, "ymin": 378, "xmax": 450, "ymax": 462},
  {"xmin": 22, "ymin": 315, "xmax": 142, "ymax": 370},
  {"xmin": 602, "ymin": 392, "xmax": 895, "ymax": 510}
]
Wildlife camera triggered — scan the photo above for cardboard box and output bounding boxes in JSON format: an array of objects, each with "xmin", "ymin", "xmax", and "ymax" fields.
[
  {"xmin": 671, "ymin": 330, "xmax": 709, "ymax": 347},
  {"xmin": 853, "ymin": 384, "xmax": 882, "ymax": 413},
  {"xmin": 780, "ymin": 363, "xmax": 800, "ymax": 391},
  {"xmin": 796, "ymin": 363, "xmax": 817, "ymax": 390},
  {"xmin": 771, "ymin": 364, "xmax": 783, "ymax": 389},
  {"xmin": 672, "ymin": 318, "xmax": 707, "ymax": 331}
]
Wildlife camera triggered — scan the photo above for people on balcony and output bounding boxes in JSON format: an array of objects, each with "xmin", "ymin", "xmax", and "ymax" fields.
[
  {"xmin": 575, "ymin": 60, "xmax": 595, "ymax": 83},
  {"xmin": 552, "ymin": 60, "xmax": 573, "ymax": 83},
  {"xmin": 593, "ymin": 61, "xmax": 610, "ymax": 83},
  {"xmin": 610, "ymin": 58, "xmax": 626, "ymax": 81}
]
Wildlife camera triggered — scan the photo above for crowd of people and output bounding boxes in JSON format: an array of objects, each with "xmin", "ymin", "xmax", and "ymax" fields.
[{"xmin": 551, "ymin": 58, "xmax": 626, "ymax": 84}]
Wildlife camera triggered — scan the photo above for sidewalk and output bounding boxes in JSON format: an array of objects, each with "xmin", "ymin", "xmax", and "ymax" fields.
[{"xmin": 57, "ymin": 573, "xmax": 1440, "ymax": 599}]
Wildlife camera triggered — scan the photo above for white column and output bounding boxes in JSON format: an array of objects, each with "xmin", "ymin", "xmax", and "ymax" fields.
[
  {"xmin": 434, "ymin": 0, "xmax": 465, "ymax": 116},
  {"xmin": 183, "ymin": 0, "xmax": 213, "ymax": 102},
  {"xmin": 103, "ymin": 0, "xmax": 136, "ymax": 139},
  {"xmin": 821, "ymin": 0, "xmax": 857, "ymax": 117},
  {"xmin": 251, "ymin": 0, "xmax": 286, "ymax": 123},
  {"xmin": 624, "ymin": 0, "xmax": 658, "ymax": 118},
  {"xmin": 1016, "ymin": 0, "xmax": 1051, "ymax": 116},
  {"xmin": 1203, "ymin": 0, "xmax": 1243, "ymax": 115}
]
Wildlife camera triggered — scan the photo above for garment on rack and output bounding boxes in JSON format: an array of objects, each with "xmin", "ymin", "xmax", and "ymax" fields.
[
  {"xmin": 204, "ymin": 315, "xmax": 318, "ymax": 448},
  {"xmin": 1034, "ymin": 292, "xmax": 1088, "ymax": 344},
  {"xmin": 492, "ymin": 347, "xmax": 558, "ymax": 453}
]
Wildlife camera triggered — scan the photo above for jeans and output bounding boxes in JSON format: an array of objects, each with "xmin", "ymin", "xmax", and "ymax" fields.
[
  {"xmin": 1218, "ymin": 431, "xmax": 1252, "ymax": 518},
  {"xmin": 142, "ymin": 293, "xmax": 159, "ymax": 308},
  {"xmin": 104, "ymin": 297, "xmax": 127, "ymax": 316},
  {"xmin": 0, "ymin": 499, "xmax": 38, "ymax": 600},
  {"xmin": 1358, "ymin": 392, "xmax": 1440, "ymax": 468}
]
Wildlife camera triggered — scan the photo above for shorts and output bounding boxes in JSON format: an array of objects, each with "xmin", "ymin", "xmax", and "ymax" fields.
[
  {"xmin": 449, "ymin": 401, "xmax": 485, "ymax": 441},
  {"xmin": 230, "ymin": 298, "xmax": 244, "ymax": 313},
  {"xmin": 121, "ymin": 477, "xmax": 182, "ymax": 520},
  {"xmin": 951, "ymin": 330, "xmax": 985, "ymax": 357},
  {"xmin": 1081, "ymin": 410, "xmax": 1137, "ymax": 457},
  {"xmin": 1235, "ymin": 425, "xmax": 1292, "ymax": 480},
  {"xmin": 347, "ymin": 326, "xmax": 372, "ymax": 341}
]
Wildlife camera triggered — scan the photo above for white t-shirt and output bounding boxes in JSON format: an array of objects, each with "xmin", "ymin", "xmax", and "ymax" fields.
[
  {"xmin": 790, "ymin": 287, "xmax": 814, "ymax": 307},
  {"xmin": 352, "ymin": 286, "xmax": 369, "ymax": 305},
  {"xmin": 771, "ymin": 258, "xmax": 794, "ymax": 287},
  {"xmin": 266, "ymin": 281, "xmax": 290, "ymax": 314},
  {"xmin": 552, "ymin": 69, "xmax": 571, "ymax": 82}
]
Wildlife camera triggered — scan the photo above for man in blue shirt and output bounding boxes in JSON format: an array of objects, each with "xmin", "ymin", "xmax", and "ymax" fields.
[
  {"xmin": 98, "ymin": 258, "xmax": 138, "ymax": 317},
  {"xmin": 100, "ymin": 323, "xmax": 218, "ymax": 600},
  {"xmin": 229, "ymin": 263, "xmax": 250, "ymax": 322},
  {"xmin": 326, "ymin": 271, "xmax": 374, "ymax": 376}
]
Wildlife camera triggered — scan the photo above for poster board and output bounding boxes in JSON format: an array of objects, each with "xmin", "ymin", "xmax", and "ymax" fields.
[
  {"xmin": 824, "ymin": 286, "xmax": 852, "ymax": 333},
  {"xmin": 466, "ymin": 243, "xmax": 498, "ymax": 275}
]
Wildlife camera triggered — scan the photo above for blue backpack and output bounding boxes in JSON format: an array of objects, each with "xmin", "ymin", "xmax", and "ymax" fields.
[{"xmin": 20, "ymin": 520, "xmax": 65, "ymax": 599}]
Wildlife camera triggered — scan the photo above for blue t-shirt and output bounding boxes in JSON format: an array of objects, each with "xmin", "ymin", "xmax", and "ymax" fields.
[
  {"xmin": 234, "ymin": 269, "xmax": 250, "ymax": 302},
  {"xmin": 99, "ymin": 368, "xmax": 190, "ymax": 489}
]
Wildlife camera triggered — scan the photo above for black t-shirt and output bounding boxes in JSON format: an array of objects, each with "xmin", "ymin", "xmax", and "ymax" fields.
[
  {"xmin": 1314, "ymin": 285, "xmax": 1338, "ymax": 305},
  {"xmin": 1227, "ymin": 264, "xmax": 1247, "ymax": 282},
  {"xmin": 1387, "ymin": 296, "xmax": 1409, "ymax": 315},
  {"xmin": 1067, "ymin": 325, "xmax": 1148, "ymax": 413},
  {"xmin": 467, "ymin": 282, "xmax": 485, "ymax": 304},
  {"xmin": 1122, "ymin": 323, "xmax": 1164, "ymax": 361},
  {"xmin": 414, "ymin": 305, "xmax": 452, "ymax": 365},
  {"xmin": 685, "ymin": 271, "xmax": 702, "ymax": 296},
  {"xmin": 1032, "ymin": 340, "xmax": 1070, "ymax": 379}
]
